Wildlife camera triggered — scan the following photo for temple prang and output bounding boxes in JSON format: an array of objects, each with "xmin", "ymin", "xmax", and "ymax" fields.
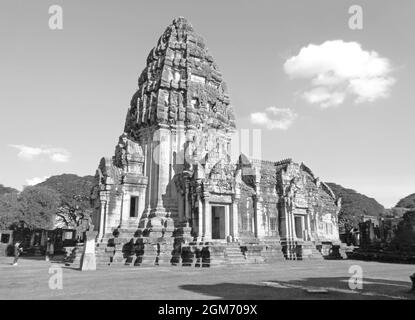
[{"xmin": 91, "ymin": 17, "xmax": 343, "ymax": 266}]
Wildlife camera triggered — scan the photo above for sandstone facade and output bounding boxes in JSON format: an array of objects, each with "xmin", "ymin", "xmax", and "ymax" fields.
[{"xmin": 91, "ymin": 17, "xmax": 342, "ymax": 266}]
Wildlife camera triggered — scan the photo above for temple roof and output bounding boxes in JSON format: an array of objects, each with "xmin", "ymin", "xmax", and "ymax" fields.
[{"xmin": 124, "ymin": 17, "xmax": 235, "ymax": 137}]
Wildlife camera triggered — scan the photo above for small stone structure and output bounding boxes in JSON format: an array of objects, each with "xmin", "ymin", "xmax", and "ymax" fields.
[
  {"xmin": 80, "ymin": 231, "xmax": 98, "ymax": 271},
  {"xmin": 0, "ymin": 230, "xmax": 13, "ymax": 256},
  {"xmin": 88, "ymin": 17, "xmax": 344, "ymax": 267},
  {"xmin": 352, "ymin": 210, "xmax": 415, "ymax": 263}
]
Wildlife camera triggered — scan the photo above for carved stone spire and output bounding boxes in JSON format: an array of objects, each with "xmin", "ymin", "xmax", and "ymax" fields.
[{"xmin": 125, "ymin": 17, "xmax": 236, "ymax": 139}]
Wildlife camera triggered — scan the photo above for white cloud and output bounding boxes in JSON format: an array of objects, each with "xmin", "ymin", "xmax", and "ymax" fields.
[
  {"xmin": 284, "ymin": 40, "xmax": 395, "ymax": 107},
  {"xmin": 251, "ymin": 107, "xmax": 297, "ymax": 130},
  {"xmin": 302, "ymin": 87, "xmax": 346, "ymax": 108},
  {"xmin": 9, "ymin": 145, "xmax": 43, "ymax": 160},
  {"xmin": 9, "ymin": 144, "xmax": 71, "ymax": 163},
  {"xmin": 49, "ymin": 152, "xmax": 70, "ymax": 163},
  {"xmin": 26, "ymin": 176, "xmax": 50, "ymax": 186}
]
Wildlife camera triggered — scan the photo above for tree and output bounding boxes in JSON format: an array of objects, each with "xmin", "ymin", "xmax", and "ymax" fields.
[
  {"xmin": 391, "ymin": 210, "xmax": 415, "ymax": 248},
  {"xmin": 0, "ymin": 184, "xmax": 18, "ymax": 196},
  {"xmin": 0, "ymin": 192, "xmax": 21, "ymax": 230},
  {"xmin": 37, "ymin": 174, "xmax": 98, "ymax": 228},
  {"xmin": 18, "ymin": 186, "xmax": 60, "ymax": 230},
  {"xmin": 395, "ymin": 193, "xmax": 415, "ymax": 210},
  {"xmin": 326, "ymin": 182, "xmax": 385, "ymax": 233}
]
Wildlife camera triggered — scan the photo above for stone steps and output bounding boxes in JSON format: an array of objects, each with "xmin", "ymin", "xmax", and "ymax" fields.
[
  {"xmin": 63, "ymin": 236, "xmax": 336, "ymax": 268},
  {"xmin": 260, "ymin": 244, "xmax": 285, "ymax": 262},
  {"xmin": 297, "ymin": 243, "xmax": 324, "ymax": 260},
  {"xmin": 225, "ymin": 245, "xmax": 248, "ymax": 264}
]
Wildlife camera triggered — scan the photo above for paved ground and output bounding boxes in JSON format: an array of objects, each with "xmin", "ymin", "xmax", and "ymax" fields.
[{"xmin": 0, "ymin": 256, "xmax": 414, "ymax": 300}]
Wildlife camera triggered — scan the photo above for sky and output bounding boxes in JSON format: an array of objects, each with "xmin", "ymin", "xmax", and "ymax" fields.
[{"xmin": 0, "ymin": 0, "xmax": 414, "ymax": 208}]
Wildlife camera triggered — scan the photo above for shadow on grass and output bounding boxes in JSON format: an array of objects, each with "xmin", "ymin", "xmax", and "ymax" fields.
[
  {"xmin": 180, "ymin": 277, "xmax": 414, "ymax": 300},
  {"xmin": 61, "ymin": 264, "xmax": 82, "ymax": 271}
]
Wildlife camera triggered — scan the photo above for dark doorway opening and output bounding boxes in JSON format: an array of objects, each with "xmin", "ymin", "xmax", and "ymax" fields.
[
  {"xmin": 294, "ymin": 216, "xmax": 303, "ymax": 239},
  {"xmin": 212, "ymin": 206, "xmax": 225, "ymax": 239},
  {"xmin": 130, "ymin": 196, "xmax": 139, "ymax": 217}
]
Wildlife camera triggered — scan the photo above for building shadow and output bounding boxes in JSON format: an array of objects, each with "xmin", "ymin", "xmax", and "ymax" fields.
[{"xmin": 180, "ymin": 277, "xmax": 414, "ymax": 300}]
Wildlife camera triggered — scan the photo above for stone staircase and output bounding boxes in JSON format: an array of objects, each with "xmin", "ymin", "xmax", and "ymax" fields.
[
  {"xmin": 225, "ymin": 244, "xmax": 248, "ymax": 265},
  {"xmin": 62, "ymin": 231, "xmax": 292, "ymax": 268},
  {"xmin": 297, "ymin": 241, "xmax": 324, "ymax": 260},
  {"xmin": 258, "ymin": 243, "xmax": 285, "ymax": 263}
]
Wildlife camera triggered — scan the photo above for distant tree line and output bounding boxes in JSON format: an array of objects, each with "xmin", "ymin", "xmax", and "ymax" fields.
[
  {"xmin": 395, "ymin": 193, "xmax": 415, "ymax": 210},
  {"xmin": 326, "ymin": 182, "xmax": 385, "ymax": 233},
  {"xmin": 0, "ymin": 175, "xmax": 98, "ymax": 231}
]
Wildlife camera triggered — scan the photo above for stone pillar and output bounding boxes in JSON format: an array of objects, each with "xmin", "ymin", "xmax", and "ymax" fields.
[
  {"xmin": 153, "ymin": 126, "xmax": 170, "ymax": 215},
  {"xmin": 105, "ymin": 198, "xmax": 112, "ymax": 234},
  {"xmin": 30, "ymin": 232, "xmax": 35, "ymax": 247},
  {"xmin": 283, "ymin": 205, "xmax": 289, "ymax": 241},
  {"xmin": 203, "ymin": 197, "xmax": 211, "ymax": 240},
  {"xmin": 284, "ymin": 203, "xmax": 295, "ymax": 259},
  {"xmin": 98, "ymin": 197, "xmax": 106, "ymax": 240},
  {"xmin": 307, "ymin": 213, "xmax": 312, "ymax": 241},
  {"xmin": 255, "ymin": 196, "xmax": 267, "ymax": 239},
  {"xmin": 120, "ymin": 191, "xmax": 128, "ymax": 227},
  {"xmin": 198, "ymin": 198, "xmax": 203, "ymax": 241},
  {"xmin": 253, "ymin": 197, "xmax": 259, "ymax": 238},
  {"xmin": 290, "ymin": 210, "xmax": 296, "ymax": 240},
  {"xmin": 231, "ymin": 201, "xmax": 239, "ymax": 240},
  {"xmin": 138, "ymin": 192, "xmax": 145, "ymax": 221},
  {"xmin": 177, "ymin": 193, "xmax": 184, "ymax": 222},
  {"xmin": 80, "ymin": 231, "xmax": 98, "ymax": 271},
  {"xmin": 225, "ymin": 205, "xmax": 230, "ymax": 238},
  {"xmin": 40, "ymin": 230, "xmax": 47, "ymax": 247},
  {"xmin": 184, "ymin": 183, "xmax": 190, "ymax": 220},
  {"xmin": 144, "ymin": 132, "xmax": 153, "ymax": 213}
]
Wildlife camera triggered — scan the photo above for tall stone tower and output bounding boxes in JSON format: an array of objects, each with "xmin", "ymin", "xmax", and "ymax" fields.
[
  {"xmin": 95, "ymin": 17, "xmax": 236, "ymax": 241},
  {"xmin": 92, "ymin": 17, "xmax": 342, "ymax": 266}
]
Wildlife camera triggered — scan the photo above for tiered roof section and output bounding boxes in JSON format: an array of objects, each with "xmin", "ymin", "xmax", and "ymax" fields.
[{"xmin": 125, "ymin": 17, "xmax": 235, "ymax": 138}]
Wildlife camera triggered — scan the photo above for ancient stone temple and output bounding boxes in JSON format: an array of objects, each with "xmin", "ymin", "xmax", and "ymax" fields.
[{"xmin": 91, "ymin": 17, "xmax": 343, "ymax": 266}]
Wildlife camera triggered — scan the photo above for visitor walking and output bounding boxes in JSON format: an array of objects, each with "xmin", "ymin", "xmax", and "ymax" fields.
[
  {"xmin": 12, "ymin": 241, "xmax": 23, "ymax": 266},
  {"xmin": 46, "ymin": 237, "xmax": 55, "ymax": 261}
]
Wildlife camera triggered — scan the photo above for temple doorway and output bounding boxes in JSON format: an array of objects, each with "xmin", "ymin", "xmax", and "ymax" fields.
[{"xmin": 212, "ymin": 206, "xmax": 226, "ymax": 239}]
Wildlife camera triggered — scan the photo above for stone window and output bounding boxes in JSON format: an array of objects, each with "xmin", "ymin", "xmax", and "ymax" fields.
[
  {"xmin": 64, "ymin": 231, "xmax": 73, "ymax": 240},
  {"xmin": 269, "ymin": 217, "xmax": 277, "ymax": 231},
  {"xmin": 1, "ymin": 233, "xmax": 10, "ymax": 244},
  {"xmin": 130, "ymin": 196, "xmax": 139, "ymax": 218}
]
